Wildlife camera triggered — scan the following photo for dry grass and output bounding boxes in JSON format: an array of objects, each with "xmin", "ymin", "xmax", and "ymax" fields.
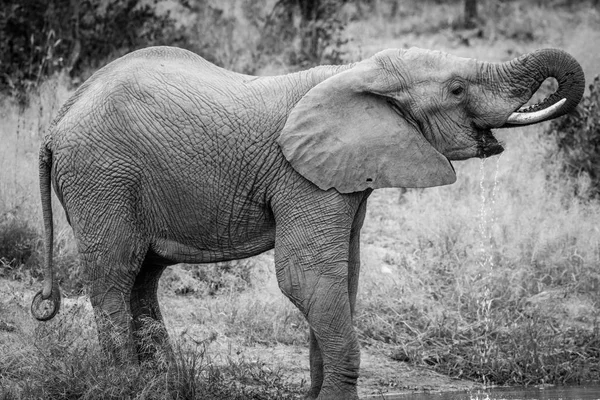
[
  {"xmin": 0, "ymin": 292, "xmax": 302, "ymax": 399},
  {"xmin": 1, "ymin": 1, "xmax": 600, "ymax": 397}
]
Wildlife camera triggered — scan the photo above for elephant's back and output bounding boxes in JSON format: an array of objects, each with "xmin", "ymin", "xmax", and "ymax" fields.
[
  {"xmin": 107, "ymin": 46, "xmax": 256, "ymax": 87},
  {"xmin": 49, "ymin": 46, "xmax": 249, "ymax": 133},
  {"xmin": 46, "ymin": 45, "xmax": 287, "ymax": 218},
  {"xmin": 48, "ymin": 46, "xmax": 255, "ymax": 147}
]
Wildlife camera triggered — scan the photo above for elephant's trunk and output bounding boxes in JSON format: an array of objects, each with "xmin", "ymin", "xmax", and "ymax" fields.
[{"xmin": 491, "ymin": 48, "xmax": 585, "ymax": 127}]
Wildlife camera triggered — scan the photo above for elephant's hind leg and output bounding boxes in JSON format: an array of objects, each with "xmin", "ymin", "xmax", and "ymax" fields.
[
  {"xmin": 79, "ymin": 229, "xmax": 149, "ymax": 363},
  {"xmin": 130, "ymin": 250, "xmax": 170, "ymax": 362}
]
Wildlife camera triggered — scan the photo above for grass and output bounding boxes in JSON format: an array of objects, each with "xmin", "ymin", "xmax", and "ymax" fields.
[
  {"xmin": 0, "ymin": 297, "xmax": 302, "ymax": 399},
  {"xmin": 162, "ymin": 259, "xmax": 309, "ymax": 347},
  {"xmin": 1, "ymin": 1, "xmax": 600, "ymax": 398}
]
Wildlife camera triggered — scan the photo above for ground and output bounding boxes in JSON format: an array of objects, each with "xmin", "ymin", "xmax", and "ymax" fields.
[{"xmin": 0, "ymin": 273, "xmax": 480, "ymax": 399}]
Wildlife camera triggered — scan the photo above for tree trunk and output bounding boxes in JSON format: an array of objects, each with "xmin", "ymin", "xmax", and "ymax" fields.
[
  {"xmin": 464, "ymin": 0, "xmax": 478, "ymax": 29},
  {"xmin": 67, "ymin": 0, "xmax": 81, "ymax": 74},
  {"xmin": 298, "ymin": 0, "xmax": 321, "ymax": 62}
]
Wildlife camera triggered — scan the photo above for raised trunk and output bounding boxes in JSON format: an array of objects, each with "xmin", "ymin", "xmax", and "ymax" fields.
[{"xmin": 493, "ymin": 48, "xmax": 585, "ymax": 127}]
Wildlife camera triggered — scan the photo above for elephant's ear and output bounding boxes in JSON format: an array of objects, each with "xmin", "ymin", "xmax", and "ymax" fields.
[{"xmin": 277, "ymin": 51, "xmax": 456, "ymax": 193}]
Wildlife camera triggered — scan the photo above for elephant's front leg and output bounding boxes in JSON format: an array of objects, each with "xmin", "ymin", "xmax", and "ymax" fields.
[
  {"xmin": 274, "ymin": 206, "xmax": 361, "ymax": 400},
  {"xmin": 278, "ymin": 258, "xmax": 360, "ymax": 400},
  {"xmin": 305, "ymin": 197, "xmax": 368, "ymax": 399}
]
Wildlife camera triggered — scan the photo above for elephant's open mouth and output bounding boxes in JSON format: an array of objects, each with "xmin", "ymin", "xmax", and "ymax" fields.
[{"xmin": 477, "ymin": 128, "xmax": 504, "ymax": 158}]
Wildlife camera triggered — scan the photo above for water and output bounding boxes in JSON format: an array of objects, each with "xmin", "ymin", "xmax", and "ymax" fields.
[
  {"xmin": 477, "ymin": 155, "xmax": 502, "ymax": 271},
  {"xmin": 367, "ymin": 385, "xmax": 600, "ymax": 400},
  {"xmin": 475, "ymin": 156, "xmax": 502, "ymax": 385}
]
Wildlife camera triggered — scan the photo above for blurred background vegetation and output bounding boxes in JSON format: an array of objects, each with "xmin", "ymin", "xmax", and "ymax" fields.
[
  {"xmin": 4, "ymin": 0, "xmax": 597, "ymax": 94},
  {"xmin": 0, "ymin": 0, "xmax": 349, "ymax": 96},
  {"xmin": 1, "ymin": 0, "xmax": 600, "ymax": 398}
]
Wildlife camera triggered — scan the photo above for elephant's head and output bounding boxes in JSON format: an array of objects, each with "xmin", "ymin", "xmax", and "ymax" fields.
[{"xmin": 277, "ymin": 47, "xmax": 585, "ymax": 193}]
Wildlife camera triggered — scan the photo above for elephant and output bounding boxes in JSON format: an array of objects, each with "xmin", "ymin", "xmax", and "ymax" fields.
[{"xmin": 31, "ymin": 45, "xmax": 584, "ymax": 399}]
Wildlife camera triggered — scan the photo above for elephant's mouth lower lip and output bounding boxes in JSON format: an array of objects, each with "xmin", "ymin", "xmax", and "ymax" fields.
[{"xmin": 477, "ymin": 129, "xmax": 504, "ymax": 158}]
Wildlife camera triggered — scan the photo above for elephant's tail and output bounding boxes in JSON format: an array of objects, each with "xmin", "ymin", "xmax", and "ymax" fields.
[{"xmin": 31, "ymin": 142, "xmax": 61, "ymax": 321}]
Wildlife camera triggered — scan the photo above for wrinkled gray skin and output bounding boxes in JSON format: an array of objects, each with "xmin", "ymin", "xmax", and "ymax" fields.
[{"xmin": 32, "ymin": 46, "xmax": 584, "ymax": 399}]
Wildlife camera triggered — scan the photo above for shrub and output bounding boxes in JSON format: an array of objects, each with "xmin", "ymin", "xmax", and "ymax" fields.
[
  {"xmin": 0, "ymin": 0, "xmax": 185, "ymax": 97},
  {"xmin": 0, "ymin": 209, "xmax": 82, "ymax": 294},
  {"xmin": 259, "ymin": 0, "xmax": 349, "ymax": 67},
  {"xmin": 0, "ymin": 210, "xmax": 38, "ymax": 275}
]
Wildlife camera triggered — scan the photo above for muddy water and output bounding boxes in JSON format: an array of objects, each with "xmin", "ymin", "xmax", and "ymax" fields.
[{"xmin": 369, "ymin": 385, "xmax": 600, "ymax": 400}]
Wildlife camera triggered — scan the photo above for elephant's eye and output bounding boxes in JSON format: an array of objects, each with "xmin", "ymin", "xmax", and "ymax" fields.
[{"xmin": 451, "ymin": 85, "xmax": 465, "ymax": 96}]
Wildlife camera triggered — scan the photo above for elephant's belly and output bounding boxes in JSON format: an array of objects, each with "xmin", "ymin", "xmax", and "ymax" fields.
[
  {"xmin": 150, "ymin": 224, "xmax": 276, "ymax": 264},
  {"xmin": 143, "ymin": 173, "xmax": 279, "ymax": 263}
]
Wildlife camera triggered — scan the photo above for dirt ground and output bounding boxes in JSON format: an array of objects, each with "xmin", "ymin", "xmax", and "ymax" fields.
[{"xmin": 238, "ymin": 343, "xmax": 481, "ymax": 398}]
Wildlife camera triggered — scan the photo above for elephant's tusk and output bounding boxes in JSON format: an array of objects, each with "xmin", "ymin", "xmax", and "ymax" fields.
[{"xmin": 506, "ymin": 98, "xmax": 567, "ymax": 125}]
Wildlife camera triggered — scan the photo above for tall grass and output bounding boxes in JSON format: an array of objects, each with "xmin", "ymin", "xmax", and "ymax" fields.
[{"xmin": 356, "ymin": 127, "xmax": 600, "ymax": 384}]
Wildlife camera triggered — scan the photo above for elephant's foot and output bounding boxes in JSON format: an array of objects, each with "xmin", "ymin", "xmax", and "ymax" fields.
[
  {"xmin": 304, "ymin": 387, "xmax": 320, "ymax": 400},
  {"xmin": 311, "ymin": 388, "xmax": 359, "ymax": 400},
  {"xmin": 306, "ymin": 373, "xmax": 359, "ymax": 400}
]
